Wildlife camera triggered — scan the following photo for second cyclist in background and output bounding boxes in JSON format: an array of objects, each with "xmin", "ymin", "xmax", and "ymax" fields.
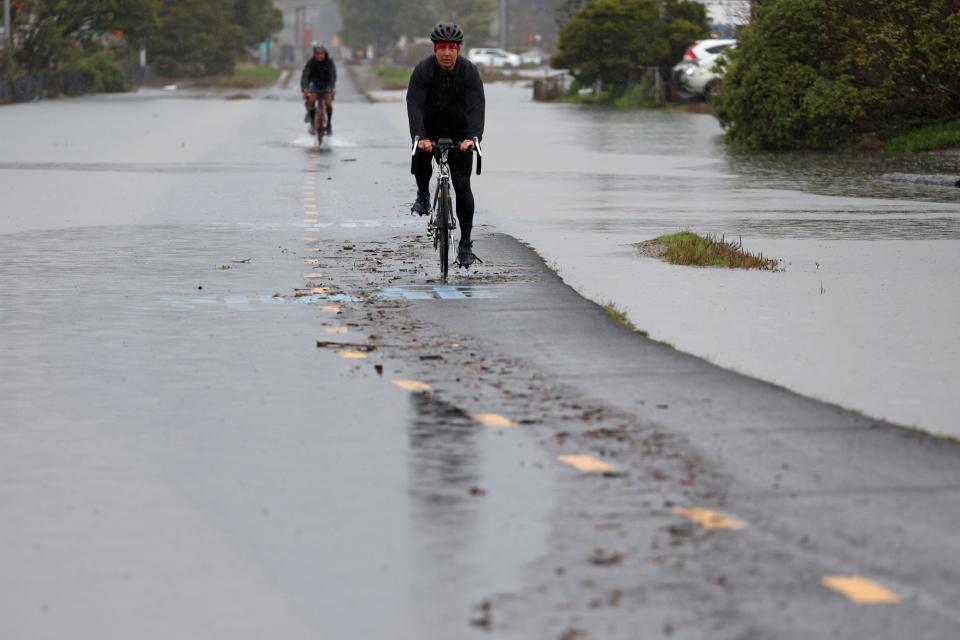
[
  {"xmin": 407, "ymin": 22, "xmax": 486, "ymax": 268},
  {"xmin": 301, "ymin": 43, "xmax": 337, "ymax": 135}
]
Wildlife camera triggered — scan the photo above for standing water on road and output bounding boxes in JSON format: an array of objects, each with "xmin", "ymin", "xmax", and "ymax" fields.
[{"xmin": 465, "ymin": 84, "xmax": 960, "ymax": 437}]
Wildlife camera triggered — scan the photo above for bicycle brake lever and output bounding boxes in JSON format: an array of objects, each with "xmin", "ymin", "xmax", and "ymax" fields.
[
  {"xmin": 410, "ymin": 136, "xmax": 419, "ymax": 175},
  {"xmin": 473, "ymin": 137, "xmax": 482, "ymax": 176}
]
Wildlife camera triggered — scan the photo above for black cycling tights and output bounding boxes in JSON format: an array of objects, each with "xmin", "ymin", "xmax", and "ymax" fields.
[{"xmin": 414, "ymin": 148, "xmax": 475, "ymax": 246}]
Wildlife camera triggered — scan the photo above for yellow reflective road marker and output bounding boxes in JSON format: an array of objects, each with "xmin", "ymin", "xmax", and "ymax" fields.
[
  {"xmin": 325, "ymin": 326, "xmax": 349, "ymax": 334},
  {"xmin": 339, "ymin": 350, "xmax": 367, "ymax": 360},
  {"xmin": 319, "ymin": 304, "xmax": 340, "ymax": 313},
  {"xmin": 822, "ymin": 576, "xmax": 901, "ymax": 604},
  {"xmin": 304, "ymin": 236, "xmax": 319, "ymax": 242},
  {"xmin": 303, "ymin": 272, "xmax": 324, "ymax": 279},
  {"xmin": 674, "ymin": 507, "xmax": 746, "ymax": 530},
  {"xmin": 305, "ymin": 247, "xmax": 322, "ymax": 253},
  {"xmin": 472, "ymin": 413, "xmax": 516, "ymax": 428},
  {"xmin": 558, "ymin": 454, "xmax": 614, "ymax": 473},
  {"xmin": 392, "ymin": 379, "xmax": 432, "ymax": 392},
  {"xmin": 310, "ymin": 287, "xmax": 331, "ymax": 294}
]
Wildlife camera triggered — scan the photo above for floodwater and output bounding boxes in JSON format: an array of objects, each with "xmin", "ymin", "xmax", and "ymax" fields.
[
  {"xmin": 462, "ymin": 84, "xmax": 959, "ymax": 437},
  {"xmin": 0, "ymin": 82, "xmax": 553, "ymax": 638}
]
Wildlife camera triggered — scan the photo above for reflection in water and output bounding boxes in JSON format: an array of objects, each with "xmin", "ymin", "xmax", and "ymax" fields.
[
  {"xmin": 406, "ymin": 392, "xmax": 480, "ymax": 520},
  {"xmin": 405, "ymin": 392, "xmax": 484, "ymax": 632},
  {"xmin": 726, "ymin": 148, "xmax": 960, "ymax": 205},
  {"xmin": 566, "ymin": 214, "xmax": 960, "ymax": 240}
]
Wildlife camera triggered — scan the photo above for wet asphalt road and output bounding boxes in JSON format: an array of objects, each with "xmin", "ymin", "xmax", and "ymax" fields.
[{"xmin": 2, "ymin": 73, "xmax": 960, "ymax": 639}]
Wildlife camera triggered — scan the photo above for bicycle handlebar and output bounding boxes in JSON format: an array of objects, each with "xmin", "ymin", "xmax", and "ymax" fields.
[{"xmin": 409, "ymin": 136, "xmax": 482, "ymax": 176}]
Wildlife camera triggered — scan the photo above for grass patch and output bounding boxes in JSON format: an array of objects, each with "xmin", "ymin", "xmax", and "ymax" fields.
[
  {"xmin": 176, "ymin": 66, "xmax": 283, "ymax": 90},
  {"xmin": 558, "ymin": 79, "xmax": 662, "ymax": 108},
  {"xmin": 640, "ymin": 231, "xmax": 781, "ymax": 270},
  {"xmin": 603, "ymin": 303, "xmax": 649, "ymax": 337},
  {"xmin": 883, "ymin": 120, "xmax": 960, "ymax": 152},
  {"xmin": 233, "ymin": 66, "xmax": 283, "ymax": 83},
  {"xmin": 373, "ymin": 65, "xmax": 411, "ymax": 90}
]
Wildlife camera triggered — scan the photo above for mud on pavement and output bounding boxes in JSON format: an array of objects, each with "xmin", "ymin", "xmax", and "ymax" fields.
[{"xmin": 283, "ymin": 227, "xmax": 750, "ymax": 639}]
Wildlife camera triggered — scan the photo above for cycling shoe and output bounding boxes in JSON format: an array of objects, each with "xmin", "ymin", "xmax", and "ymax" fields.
[
  {"xmin": 411, "ymin": 190, "xmax": 430, "ymax": 216},
  {"xmin": 456, "ymin": 242, "xmax": 482, "ymax": 268}
]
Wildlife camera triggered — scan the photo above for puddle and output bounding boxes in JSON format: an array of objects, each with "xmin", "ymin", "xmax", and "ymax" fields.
[
  {"xmin": 289, "ymin": 134, "xmax": 357, "ymax": 149},
  {"xmin": 155, "ymin": 292, "xmax": 356, "ymax": 310}
]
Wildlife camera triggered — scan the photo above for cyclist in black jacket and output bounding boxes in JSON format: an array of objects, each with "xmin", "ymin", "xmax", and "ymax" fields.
[
  {"xmin": 407, "ymin": 23, "xmax": 485, "ymax": 268},
  {"xmin": 301, "ymin": 44, "xmax": 337, "ymax": 134}
]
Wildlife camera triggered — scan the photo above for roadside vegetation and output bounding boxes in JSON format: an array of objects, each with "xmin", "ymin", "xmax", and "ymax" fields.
[
  {"xmin": 882, "ymin": 121, "xmax": 960, "ymax": 153},
  {"xmin": 373, "ymin": 65, "xmax": 412, "ymax": 90},
  {"xmin": 559, "ymin": 77, "xmax": 665, "ymax": 108},
  {"xmin": 603, "ymin": 304, "xmax": 650, "ymax": 337},
  {"xmin": 1, "ymin": 0, "xmax": 282, "ymax": 99},
  {"xmin": 716, "ymin": 0, "xmax": 960, "ymax": 151},
  {"xmin": 337, "ymin": 0, "xmax": 494, "ymax": 55},
  {"xmin": 637, "ymin": 231, "xmax": 781, "ymax": 270},
  {"xmin": 180, "ymin": 65, "xmax": 283, "ymax": 90},
  {"xmin": 550, "ymin": 0, "xmax": 708, "ymax": 107}
]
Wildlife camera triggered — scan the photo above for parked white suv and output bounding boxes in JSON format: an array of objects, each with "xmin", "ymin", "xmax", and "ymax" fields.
[
  {"xmin": 467, "ymin": 48, "xmax": 521, "ymax": 69},
  {"xmin": 671, "ymin": 39, "xmax": 736, "ymax": 99}
]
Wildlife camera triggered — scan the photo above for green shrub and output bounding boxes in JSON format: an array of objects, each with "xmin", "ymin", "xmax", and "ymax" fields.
[
  {"xmin": 65, "ymin": 50, "xmax": 130, "ymax": 94},
  {"xmin": 716, "ymin": 0, "xmax": 960, "ymax": 150},
  {"xmin": 552, "ymin": 0, "xmax": 708, "ymax": 90}
]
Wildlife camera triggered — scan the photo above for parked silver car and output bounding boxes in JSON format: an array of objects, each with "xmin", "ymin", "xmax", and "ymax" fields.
[
  {"xmin": 671, "ymin": 38, "xmax": 736, "ymax": 99},
  {"xmin": 467, "ymin": 47, "xmax": 521, "ymax": 69}
]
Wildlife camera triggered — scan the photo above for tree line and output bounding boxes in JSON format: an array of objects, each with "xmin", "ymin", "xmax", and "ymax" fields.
[
  {"xmin": 552, "ymin": 0, "xmax": 709, "ymax": 90},
  {"xmin": 551, "ymin": 0, "xmax": 960, "ymax": 150},
  {"xmin": 336, "ymin": 0, "xmax": 495, "ymax": 53},
  {"xmin": 1, "ymin": 0, "xmax": 282, "ymax": 92}
]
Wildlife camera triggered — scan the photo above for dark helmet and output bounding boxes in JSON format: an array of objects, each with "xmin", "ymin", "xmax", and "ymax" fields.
[{"xmin": 430, "ymin": 23, "xmax": 464, "ymax": 44}]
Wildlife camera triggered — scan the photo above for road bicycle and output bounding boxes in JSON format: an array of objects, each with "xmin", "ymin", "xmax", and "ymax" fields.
[
  {"xmin": 305, "ymin": 92, "xmax": 330, "ymax": 147},
  {"xmin": 410, "ymin": 136, "xmax": 482, "ymax": 280}
]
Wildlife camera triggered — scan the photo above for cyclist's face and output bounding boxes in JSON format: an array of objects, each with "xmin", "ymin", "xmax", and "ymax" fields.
[
  {"xmin": 435, "ymin": 43, "xmax": 458, "ymax": 69},
  {"xmin": 313, "ymin": 51, "xmax": 326, "ymax": 61}
]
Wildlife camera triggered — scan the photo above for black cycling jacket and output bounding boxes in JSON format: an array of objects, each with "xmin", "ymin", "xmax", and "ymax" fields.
[
  {"xmin": 406, "ymin": 55, "xmax": 485, "ymax": 142},
  {"xmin": 300, "ymin": 57, "xmax": 337, "ymax": 90}
]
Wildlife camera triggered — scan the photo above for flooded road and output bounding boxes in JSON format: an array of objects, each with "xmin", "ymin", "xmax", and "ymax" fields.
[
  {"xmin": 434, "ymin": 84, "xmax": 959, "ymax": 437},
  {"xmin": 4, "ymin": 73, "xmax": 960, "ymax": 639},
  {"xmin": 0, "ymin": 80, "xmax": 555, "ymax": 639}
]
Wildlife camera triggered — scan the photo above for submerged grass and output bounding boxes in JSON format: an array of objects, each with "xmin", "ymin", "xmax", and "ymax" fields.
[
  {"xmin": 603, "ymin": 303, "xmax": 649, "ymax": 337},
  {"xmin": 883, "ymin": 120, "xmax": 960, "ymax": 152},
  {"xmin": 644, "ymin": 231, "xmax": 781, "ymax": 270},
  {"xmin": 559, "ymin": 79, "xmax": 662, "ymax": 108}
]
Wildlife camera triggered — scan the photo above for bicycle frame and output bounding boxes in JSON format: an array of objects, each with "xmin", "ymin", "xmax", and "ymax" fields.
[
  {"xmin": 409, "ymin": 136, "xmax": 482, "ymax": 279},
  {"xmin": 430, "ymin": 140, "xmax": 457, "ymax": 240}
]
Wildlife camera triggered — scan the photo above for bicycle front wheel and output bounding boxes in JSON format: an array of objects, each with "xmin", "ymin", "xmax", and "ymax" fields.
[
  {"xmin": 314, "ymin": 108, "xmax": 326, "ymax": 147},
  {"xmin": 438, "ymin": 180, "xmax": 451, "ymax": 280}
]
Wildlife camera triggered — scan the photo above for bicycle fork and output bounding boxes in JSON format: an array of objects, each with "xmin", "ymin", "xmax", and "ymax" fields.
[{"xmin": 428, "ymin": 176, "xmax": 457, "ymax": 238}]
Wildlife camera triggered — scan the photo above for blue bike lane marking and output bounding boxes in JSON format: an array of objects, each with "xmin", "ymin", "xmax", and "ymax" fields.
[
  {"xmin": 154, "ymin": 286, "xmax": 495, "ymax": 310},
  {"xmin": 380, "ymin": 285, "xmax": 496, "ymax": 301}
]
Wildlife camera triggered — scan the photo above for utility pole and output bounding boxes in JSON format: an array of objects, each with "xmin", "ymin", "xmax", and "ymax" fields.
[
  {"xmin": 294, "ymin": 6, "xmax": 306, "ymax": 59},
  {"xmin": 3, "ymin": 0, "xmax": 11, "ymax": 47},
  {"xmin": 498, "ymin": 0, "xmax": 507, "ymax": 50}
]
